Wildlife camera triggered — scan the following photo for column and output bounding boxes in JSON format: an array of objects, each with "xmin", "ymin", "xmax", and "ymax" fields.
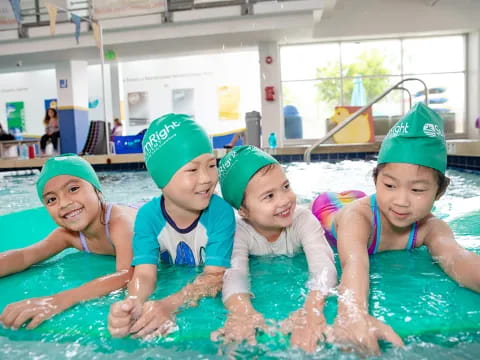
[
  {"xmin": 258, "ymin": 41, "xmax": 284, "ymax": 147},
  {"xmin": 56, "ymin": 60, "xmax": 89, "ymax": 153}
]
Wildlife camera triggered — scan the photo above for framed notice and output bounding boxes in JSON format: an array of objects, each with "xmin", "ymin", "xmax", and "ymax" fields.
[{"xmin": 6, "ymin": 101, "xmax": 25, "ymax": 131}]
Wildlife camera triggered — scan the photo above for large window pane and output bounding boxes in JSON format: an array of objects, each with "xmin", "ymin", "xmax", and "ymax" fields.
[
  {"xmin": 282, "ymin": 80, "xmax": 340, "ymax": 139},
  {"xmin": 341, "ymin": 40, "xmax": 401, "ymax": 76},
  {"xmin": 281, "ymin": 43, "xmax": 340, "ymax": 81},
  {"xmin": 403, "ymin": 73, "xmax": 465, "ymax": 133},
  {"xmin": 403, "ymin": 36, "xmax": 465, "ymax": 74}
]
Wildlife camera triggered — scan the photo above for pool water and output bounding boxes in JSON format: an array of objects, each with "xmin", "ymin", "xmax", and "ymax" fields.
[{"xmin": 0, "ymin": 160, "xmax": 479, "ymax": 359}]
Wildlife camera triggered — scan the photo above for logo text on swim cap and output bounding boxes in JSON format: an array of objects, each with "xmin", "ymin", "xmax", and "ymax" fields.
[
  {"xmin": 423, "ymin": 123, "xmax": 444, "ymax": 138},
  {"xmin": 143, "ymin": 121, "xmax": 181, "ymax": 161},
  {"xmin": 218, "ymin": 151, "xmax": 237, "ymax": 179},
  {"xmin": 386, "ymin": 122, "xmax": 409, "ymax": 138}
]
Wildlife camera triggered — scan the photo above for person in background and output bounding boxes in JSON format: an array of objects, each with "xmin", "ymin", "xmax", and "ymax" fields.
[
  {"xmin": 111, "ymin": 118, "xmax": 123, "ymax": 139},
  {"xmin": 40, "ymin": 108, "xmax": 60, "ymax": 155},
  {"xmin": 0, "ymin": 123, "xmax": 14, "ymax": 141}
]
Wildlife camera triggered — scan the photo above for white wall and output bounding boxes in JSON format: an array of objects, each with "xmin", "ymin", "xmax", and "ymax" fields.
[
  {"xmin": 121, "ymin": 50, "xmax": 261, "ymax": 135},
  {"xmin": 88, "ymin": 64, "xmax": 113, "ymax": 124},
  {"xmin": 467, "ymin": 31, "xmax": 480, "ymax": 139},
  {"xmin": 0, "ymin": 69, "xmax": 57, "ymax": 135}
]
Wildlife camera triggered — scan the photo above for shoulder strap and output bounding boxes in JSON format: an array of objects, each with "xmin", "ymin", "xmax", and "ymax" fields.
[
  {"xmin": 79, "ymin": 232, "xmax": 90, "ymax": 253},
  {"xmin": 368, "ymin": 195, "xmax": 381, "ymax": 255},
  {"xmin": 105, "ymin": 203, "xmax": 114, "ymax": 248},
  {"xmin": 406, "ymin": 221, "xmax": 419, "ymax": 250}
]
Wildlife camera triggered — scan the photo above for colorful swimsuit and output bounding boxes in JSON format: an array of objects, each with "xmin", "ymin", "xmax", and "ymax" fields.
[{"xmin": 312, "ymin": 191, "xmax": 418, "ymax": 255}]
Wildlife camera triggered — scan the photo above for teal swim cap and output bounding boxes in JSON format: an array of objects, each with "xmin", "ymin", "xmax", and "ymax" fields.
[
  {"xmin": 142, "ymin": 113, "xmax": 213, "ymax": 188},
  {"xmin": 218, "ymin": 145, "xmax": 279, "ymax": 209},
  {"xmin": 378, "ymin": 102, "xmax": 447, "ymax": 173},
  {"xmin": 36, "ymin": 154, "xmax": 101, "ymax": 202}
]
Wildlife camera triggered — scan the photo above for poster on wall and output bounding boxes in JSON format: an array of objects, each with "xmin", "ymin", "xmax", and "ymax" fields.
[
  {"xmin": 218, "ymin": 86, "xmax": 240, "ymax": 120},
  {"xmin": 6, "ymin": 101, "xmax": 25, "ymax": 131},
  {"xmin": 45, "ymin": 98, "xmax": 58, "ymax": 111},
  {"xmin": 128, "ymin": 91, "xmax": 149, "ymax": 126},
  {"xmin": 88, "ymin": 96, "xmax": 103, "ymax": 121},
  {"xmin": 172, "ymin": 89, "xmax": 195, "ymax": 118}
]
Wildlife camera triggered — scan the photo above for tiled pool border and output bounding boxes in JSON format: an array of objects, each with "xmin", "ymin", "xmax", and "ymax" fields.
[{"xmin": 1, "ymin": 153, "xmax": 480, "ymax": 173}]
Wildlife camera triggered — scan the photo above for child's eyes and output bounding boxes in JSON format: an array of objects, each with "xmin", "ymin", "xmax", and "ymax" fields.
[
  {"xmin": 186, "ymin": 168, "xmax": 198, "ymax": 172},
  {"xmin": 383, "ymin": 183, "xmax": 395, "ymax": 189},
  {"xmin": 283, "ymin": 183, "xmax": 290, "ymax": 190},
  {"xmin": 69, "ymin": 185, "xmax": 80, "ymax": 193},
  {"xmin": 262, "ymin": 193, "xmax": 274, "ymax": 200},
  {"xmin": 209, "ymin": 163, "xmax": 217, "ymax": 169},
  {"xmin": 412, "ymin": 188, "xmax": 426, "ymax": 193},
  {"xmin": 45, "ymin": 196, "xmax": 56, "ymax": 205}
]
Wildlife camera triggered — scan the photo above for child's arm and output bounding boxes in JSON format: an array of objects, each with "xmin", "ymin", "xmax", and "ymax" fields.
[
  {"xmin": 108, "ymin": 263, "xmax": 157, "ymax": 338},
  {"xmin": 1, "ymin": 217, "xmax": 134, "ymax": 330},
  {"xmin": 332, "ymin": 206, "xmax": 403, "ymax": 355},
  {"xmin": 127, "ymin": 265, "xmax": 225, "ymax": 339},
  {"xmin": 424, "ymin": 218, "xmax": 480, "ymax": 292},
  {"xmin": 282, "ymin": 209, "xmax": 337, "ymax": 352},
  {"xmin": 0, "ymin": 228, "xmax": 71, "ymax": 277},
  {"xmin": 212, "ymin": 230, "xmax": 266, "ymax": 344}
]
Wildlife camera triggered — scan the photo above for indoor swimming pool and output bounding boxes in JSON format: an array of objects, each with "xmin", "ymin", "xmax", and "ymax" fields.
[{"xmin": 0, "ymin": 160, "xmax": 479, "ymax": 359}]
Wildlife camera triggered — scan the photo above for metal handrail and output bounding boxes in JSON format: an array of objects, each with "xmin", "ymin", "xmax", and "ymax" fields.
[{"xmin": 303, "ymin": 77, "xmax": 428, "ymax": 163}]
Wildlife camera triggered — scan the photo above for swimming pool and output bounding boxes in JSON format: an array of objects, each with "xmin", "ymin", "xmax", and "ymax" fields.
[{"xmin": 1, "ymin": 160, "xmax": 479, "ymax": 359}]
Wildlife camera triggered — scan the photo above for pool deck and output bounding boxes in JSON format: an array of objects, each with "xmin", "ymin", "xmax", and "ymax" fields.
[{"xmin": 0, "ymin": 140, "xmax": 479, "ymax": 171}]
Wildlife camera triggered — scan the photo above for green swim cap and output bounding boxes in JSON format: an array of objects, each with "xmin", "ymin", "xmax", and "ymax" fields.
[
  {"xmin": 378, "ymin": 102, "xmax": 447, "ymax": 173},
  {"xmin": 142, "ymin": 113, "xmax": 213, "ymax": 188},
  {"xmin": 218, "ymin": 145, "xmax": 279, "ymax": 209},
  {"xmin": 36, "ymin": 154, "xmax": 101, "ymax": 201}
]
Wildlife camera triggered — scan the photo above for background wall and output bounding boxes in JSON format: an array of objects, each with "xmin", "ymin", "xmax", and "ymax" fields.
[{"xmin": 0, "ymin": 69, "xmax": 56, "ymax": 135}]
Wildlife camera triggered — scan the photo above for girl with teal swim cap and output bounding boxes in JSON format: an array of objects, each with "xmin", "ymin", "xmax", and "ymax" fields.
[
  {"xmin": 0, "ymin": 154, "xmax": 137, "ymax": 330},
  {"xmin": 108, "ymin": 114, "xmax": 235, "ymax": 340},
  {"xmin": 311, "ymin": 103, "xmax": 480, "ymax": 356}
]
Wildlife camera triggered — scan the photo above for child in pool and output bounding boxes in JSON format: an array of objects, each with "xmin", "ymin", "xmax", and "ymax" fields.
[
  {"xmin": 212, "ymin": 146, "xmax": 337, "ymax": 352},
  {"xmin": 312, "ymin": 103, "xmax": 480, "ymax": 355},
  {"xmin": 108, "ymin": 114, "xmax": 235, "ymax": 339},
  {"xmin": 0, "ymin": 154, "xmax": 136, "ymax": 329}
]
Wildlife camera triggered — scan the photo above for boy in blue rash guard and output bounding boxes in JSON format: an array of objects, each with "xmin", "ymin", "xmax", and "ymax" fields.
[{"xmin": 108, "ymin": 114, "xmax": 235, "ymax": 339}]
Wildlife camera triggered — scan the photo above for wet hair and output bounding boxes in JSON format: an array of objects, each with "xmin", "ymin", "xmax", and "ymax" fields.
[
  {"xmin": 43, "ymin": 108, "xmax": 58, "ymax": 126},
  {"xmin": 372, "ymin": 163, "xmax": 450, "ymax": 197},
  {"xmin": 94, "ymin": 187, "xmax": 108, "ymax": 225},
  {"xmin": 241, "ymin": 163, "xmax": 278, "ymax": 209}
]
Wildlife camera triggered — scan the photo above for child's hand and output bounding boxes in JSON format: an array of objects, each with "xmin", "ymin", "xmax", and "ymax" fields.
[
  {"xmin": 281, "ymin": 308, "xmax": 328, "ymax": 353},
  {"xmin": 129, "ymin": 299, "xmax": 177, "ymax": 339},
  {"xmin": 108, "ymin": 296, "xmax": 142, "ymax": 338},
  {"xmin": 0, "ymin": 295, "xmax": 69, "ymax": 330},
  {"xmin": 331, "ymin": 311, "xmax": 404, "ymax": 356},
  {"xmin": 211, "ymin": 310, "xmax": 266, "ymax": 345}
]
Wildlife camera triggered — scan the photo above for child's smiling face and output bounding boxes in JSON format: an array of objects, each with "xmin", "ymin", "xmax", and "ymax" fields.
[
  {"xmin": 42, "ymin": 175, "xmax": 102, "ymax": 232},
  {"xmin": 375, "ymin": 163, "xmax": 439, "ymax": 228},
  {"xmin": 162, "ymin": 153, "xmax": 218, "ymax": 214},
  {"xmin": 239, "ymin": 164, "xmax": 296, "ymax": 239}
]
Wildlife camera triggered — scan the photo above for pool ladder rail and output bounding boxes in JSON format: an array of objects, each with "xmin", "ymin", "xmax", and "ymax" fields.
[{"xmin": 304, "ymin": 78, "xmax": 429, "ymax": 164}]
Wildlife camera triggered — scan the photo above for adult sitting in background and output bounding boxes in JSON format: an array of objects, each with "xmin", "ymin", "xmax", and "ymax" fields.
[
  {"xmin": 40, "ymin": 108, "xmax": 60, "ymax": 155},
  {"xmin": 0, "ymin": 123, "xmax": 14, "ymax": 141},
  {"xmin": 111, "ymin": 118, "xmax": 123, "ymax": 139}
]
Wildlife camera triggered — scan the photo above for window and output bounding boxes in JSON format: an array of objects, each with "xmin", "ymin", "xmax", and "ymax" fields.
[{"xmin": 280, "ymin": 35, "xmax": 466, "ymax": 140}]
